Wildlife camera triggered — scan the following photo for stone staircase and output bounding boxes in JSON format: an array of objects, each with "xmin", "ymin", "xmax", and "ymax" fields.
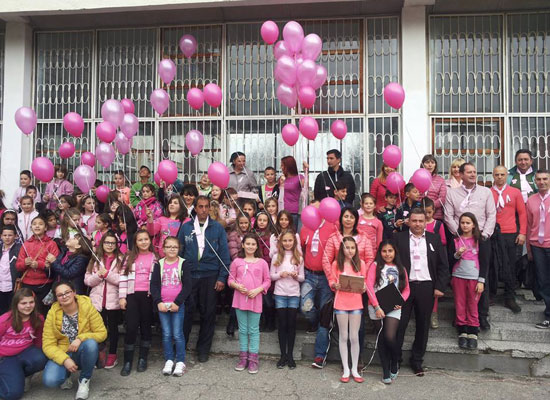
[{"xmin": 183, "ymin": 289, "xmax": 550, "ymax": 377}]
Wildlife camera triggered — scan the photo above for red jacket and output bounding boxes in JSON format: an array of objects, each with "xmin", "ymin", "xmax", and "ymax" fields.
[
  {"xmin": 16, "ymin": 235, "xmax": 60, "ymax": 286},
  {"xmin": 491, "ymin": 185, "xmax": 527, "ymax": 235},
  {"xmin": 300, "ymin": 221, "xmax": 338, "ymax": 273}
]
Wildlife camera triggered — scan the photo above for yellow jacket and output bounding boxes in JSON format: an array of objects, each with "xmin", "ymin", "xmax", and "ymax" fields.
[{"xmin": 43, "ymin": 295, "xmax": 107, "ymax": 365}]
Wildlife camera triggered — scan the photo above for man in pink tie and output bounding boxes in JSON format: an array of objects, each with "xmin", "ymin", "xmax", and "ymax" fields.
[{"xmin": 526, "ymin": 170, "xmax": 550, "ymax": 329}]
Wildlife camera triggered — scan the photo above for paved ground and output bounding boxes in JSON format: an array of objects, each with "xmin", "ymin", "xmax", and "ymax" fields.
[{"xmin": 26, "ymin": 352, "xmax": 550, "ymax": 400}]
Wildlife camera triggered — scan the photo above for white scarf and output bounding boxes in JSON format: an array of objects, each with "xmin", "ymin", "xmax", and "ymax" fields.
[
  {"xmin": 460, "ymin": 185, "xmax": 475, "ymax": 212},
  {"xmin": 494, "ymin": 184, "xmax": 507, "ymax": 211},
  {"xmin": 539, "ymin": 193, "xmax": 549, "ymax": 244},
  {"xmin": 194, "ymin": 216, "xmax": 209, "ymax": 258},
  {"xmin": 519, "ymin": 167, "xmax": 534, "ymax": 201},
  {"xmin": 310, "ymin": 221, "xmax": 325, "ymax": 256}
]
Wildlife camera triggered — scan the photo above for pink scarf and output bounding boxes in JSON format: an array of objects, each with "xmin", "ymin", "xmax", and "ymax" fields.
[{"xmin": 137, "ymin": 197, "xmax": 157, "ymax": 222}]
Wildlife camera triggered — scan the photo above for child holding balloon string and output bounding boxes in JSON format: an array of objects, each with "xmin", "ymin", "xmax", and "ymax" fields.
[
  {"xmin": 80, "ymin": 195, "xmax": 98, "ymax": 238},
  {"xmin": 55, "ymin": 194, "xmax": 75, "ymax": 221},
  {"xmin": 133, "ymin": 184, "xmax": 163, "ymax": 228},
  {"xmin": 43, "ymin": 165, "xmax": 74, "ymax": 211}
]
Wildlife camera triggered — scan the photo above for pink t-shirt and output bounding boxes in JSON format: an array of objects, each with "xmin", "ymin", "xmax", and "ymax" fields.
[
  {"xmin": 134, "ymin": 253, "xmax": 154, "ymax": 292},
  {"xmin": 228, "ymin": 258, "xmax": 271, "ymax": 313},
  {"xmin": 426, "ymin": 220, "xmax": 447, "ymax": 245},
  {"xmin": 160, "ymin": 260, "xmax": 183, "ymax": 303},
  {"xmin": 283, "ymin": 175, "xmax": 302, "ymax": 214},
  {"xmin": 0, "ymin": 312, "xmax": 43, "ymax": 357}
]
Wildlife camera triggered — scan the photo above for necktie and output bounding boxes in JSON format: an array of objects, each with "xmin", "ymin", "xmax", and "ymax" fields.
[
  {"xmin": 494, "ymin": 185, "xmax": 506, "ymax": 211},
  {"xmin": 538, "ymin": 194, "xmax": 549, "ymax": 244}
]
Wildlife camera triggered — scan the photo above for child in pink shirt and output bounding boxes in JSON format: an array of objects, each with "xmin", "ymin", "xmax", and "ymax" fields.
[
  {"xmin": 228, "ymin": 233, "xmax": 271, "ymax": 374},
  {"xmin": 329, "ymin": 237, "xmax": 368, "ymax": 384}
]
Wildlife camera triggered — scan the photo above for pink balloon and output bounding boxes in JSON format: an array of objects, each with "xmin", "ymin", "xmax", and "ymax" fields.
[
  {"xmin": 203, "ymin": 83, "xmax": 222, "ymax": 108},
  {"xmin": 187, "ymin": 88, "xmax": 204, "ymax": 110},
  {"xmin": 384, "ymin": 82, "xmax": 405, "ymax": 109},
  {"xmin": 158, "ymin": 160, "xmax": 178, "ymax": 185},
  {"xmin": 299, "ymin": 117, "xmax": 318, "ymax": 140},
  {"xmin": 158, "ymin": 59, "xmax": 177, "ymax": 85},
  {"xmin": 154, "ymin": 171, "xmax": 162, "ymax": 186},
  {"xmin": 185, "ymin": 130, "xmax": 205, "ymax": 156},
  {"xmin": 114, "ymin": 132, "xmax": 132, "ymax": 155},
  {"xmin": 96, "ymin": 142, "xmax": 116, "ymax": 168},
  {"xmin": 81, "ymin": 152, "xmax": 95, "ymax": 167},
  {"xmin": 298, "ymin": 86, "xmax": 316, "ymax": 109},
  {"xmin": 59, "ymin": 142, "xmax": 75, "ymax": 159},
  {"xmin": 179, "ymin": 34, "xmax": 197, "ymax": 58},
  {"xmin": 411, "ymin": 168, "xmax": 433, "ymax": 193},
  {"xmin": 150, "ymin": 89, "xmax": 170, "ymax": 115},
  {"xmin": 208, "ymin": 162, "xmax": 230, "ymax": 189},
  {"xmin": 275, "ymin": 55, "xmax": 297, "ymax": 86},
  {"xmin": 74, "ymin": 165, "xmax": 96, "ymax": 193},
  {"xmin": 312, "ymin": 64, "xmax": 328, "ymax": 89},
  {"xmin": 319, "ymin": 197, "xmax": 341, "ymax": 223},
  {"xmin": 382, "ymin": 145, "xmax": 402, "ymax": 169},
  {"xmin": 276, "ymin": 83, "xmax": 297, "ymax": 108},
  {"xmin": 31, "ymin": 157, "xmax": 54, "ymax": 183},
  {"xmin": 297, "ymin": 59, "xmax": 317, "ymax": 87},
  {"xmin": 331, "ymin": 120, "xmax": 347, "ymax": 140},
  {"xmin": 120, "ymin": 98, "xmax": 135, "ymax": 114},
  {"xmin": 95, "ymin": 185, "xmax": 110, "ymax": 203},
  {"xmin": 96, "ymin": 121, "xmax": 116, "ymax": 143},
  {"xmin": 282, "ymin": 21, "xmax": 304, "ymax": 54},
  {"xmin": 386, "ymin": 172, "xmax": 405, "ymax": 195},
  {"xmin": 14, "ymin": 107, "xmax": 37, "ymax": 135},
  {"xmin": 281, "ymin": 124, "xmax": 299, "ymax": 146},
  {"xmin": 120, "ymin": 113, "xmax": 139, "ymax": 138},
  {"xmin": 101, "ymin": 99, "xmax": 124, "ymax": 128},
  {"xmin": 261, "ymin": 20, "xmax": 279, "ymax": 45},
  {"xmin": 301, "ymin": 205, "xmax": 322, "ymax": 231},
  {"xmin": 273, "ymin": 40, "xmax": 291, "ymax": 60},
  {"xmin": 301, "ymin": 33, "xmax": 322, "ymax": 60},
  {"xmin": 63, "ymin": 112, "xmax": 84, "ymax": 138}
]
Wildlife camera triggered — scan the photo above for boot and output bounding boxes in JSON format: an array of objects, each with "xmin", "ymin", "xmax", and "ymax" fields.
[
  {"xmin": 137, "ymin": 341, "xmax": 151, "ymax": 372},
  {"xmin": 235, "ymin": 351, "xmax": 248, "ymax": 371},
  {"xmin": 248, "ymin": 353, "xmax": 259, "ymax": 374},
  {"xmin": 226, "ymin": 311, "xmax": 236, "ymax": 337},
  {"xmin": 120, "ymin": 345, "xmax": 134, "ymax": 376}
]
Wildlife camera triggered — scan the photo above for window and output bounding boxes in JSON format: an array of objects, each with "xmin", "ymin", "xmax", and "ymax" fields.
[{"xmin": 0, "ymin": 32, "xmax": 4, "ymax": 162}]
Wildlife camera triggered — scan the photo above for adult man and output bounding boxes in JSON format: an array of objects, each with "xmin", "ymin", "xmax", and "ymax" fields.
[
  {"xmin": 508, "ymin": 149, "xmax": 537, "ymax": 202},
  {"xmin": 444, "ymin": 162, "xmax": 496, "ymax": 330},
  {"xmin": 228, "ymin": 152, "xmax": 258, "ymax": 194},
  {"xmin": 178, "ymin": 196, "xmax": 231, "ymax": 362},
  {"xmin": 130, "ymin": 165, "xmax": 158, "ymax": 207},
  {"xmin": 394, "ymin": 208, "xmax": 449, "ymax": 376},
  {"xmin": 299, "ymin": 200, "xmax": 338, "ymax": 369},
  {"xmin": 313, "ymin": 149, "xmax": 356, "ymax": 205},
  {"xmin": 526, "ymin": 170, "xmax": 550, "ymax": 329},
  {"xmin": 491, "ymin": 166, "xmax": 527, "ymax": 313}
]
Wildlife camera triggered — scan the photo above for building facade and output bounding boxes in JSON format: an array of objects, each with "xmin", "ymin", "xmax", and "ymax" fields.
[{"xmin": 0, "ymin": 0, "xmax": 549, "ymax": 204}]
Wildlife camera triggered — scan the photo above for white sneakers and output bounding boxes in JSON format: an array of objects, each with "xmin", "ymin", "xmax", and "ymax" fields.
[
  {"xmin": 162, "ymin": 360, "xmax": 174, "ymax": 376},
  {"xmin": 60, "ymin": 375, "xmax": 73, "ymax": 390},
  {"xmin": 173, "ymin": 362, "xmax": 186, "ymax": 377},
  {"xmin": 75, "ymin": 378, "xmax": 90, "ymax": 400}
]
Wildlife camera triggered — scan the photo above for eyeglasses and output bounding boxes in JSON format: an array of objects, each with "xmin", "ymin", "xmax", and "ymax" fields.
[
  {"xmin": 56, "ymin": 290, "xmax": 73, "ymax": 299},
  {"xmin": 104, "ymin": 241, "xmax": 117, "ymax": 246},
  {"xmin": 164, "ymin": 246, "xmax": 179, "ymax": 250}
]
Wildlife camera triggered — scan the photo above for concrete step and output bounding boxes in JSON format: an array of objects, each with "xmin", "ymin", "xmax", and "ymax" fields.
[{"xmin": 435, "ymin": 299, "xmax": 546, "ymax": 324}]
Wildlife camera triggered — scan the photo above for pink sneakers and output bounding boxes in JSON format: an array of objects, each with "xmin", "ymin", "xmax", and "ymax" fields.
[{"xmin": 104, "ymin": 354, "xmax": 118, "ymax": 369}]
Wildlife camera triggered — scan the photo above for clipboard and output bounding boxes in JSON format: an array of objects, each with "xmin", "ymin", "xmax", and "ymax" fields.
[
  {"xmin": 338, "ymin": 274, "xmax": 365, "ymax": 293},
  {"xmin": 376, "ymin": 283, "xmax": 405, "ymax": 314}
]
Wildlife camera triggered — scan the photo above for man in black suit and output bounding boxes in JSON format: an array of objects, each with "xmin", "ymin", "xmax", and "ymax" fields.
[{"xmin": 393, "ymin": 208, "xmax": 449, "ymax": 376}]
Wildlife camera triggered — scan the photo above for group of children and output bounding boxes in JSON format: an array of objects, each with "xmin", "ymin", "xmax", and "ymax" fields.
[{"xmin": 0, "ymin": 162, "xmax": 487, "ymax": 391}]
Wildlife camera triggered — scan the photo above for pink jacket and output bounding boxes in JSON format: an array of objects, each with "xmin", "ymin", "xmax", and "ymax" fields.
[
  {"xmin": 84, "ymin": 256, "xmax": 123, "ymax": 311},
  {"xmin": 357, "ymin": 216, "xmax": 383, "ymax": 256},
  {"xmin": 44, "ymin": 179, "xmax": 74, "ymax": 210},
  {"xmin": 422, "ymin": 174, "xmax": 447, "ymax": 220},
  {"xmin": 365, "ymin": 262, "xmax": 410, "ymax": 308},
  {"xmin": 228, "ymin": 258, "xmax": 271, "ymax": 313},
  {"xmin": 227, "ymin": 230, "xmax": 245, "ymax": 261},
  {"xmin": 80, "ymin": 212, "xmax": 97, "ymax": 237},
  {"xmin": 270, "ymin": 251, "xmax": 305, "ymax": 297},
  {"xmin": 328, "ymin": 260, "xmax": 368, "ymax": 311},
  {"xmin": 322, "ymin": 231, "xmax": 375, "ymax": 283}
]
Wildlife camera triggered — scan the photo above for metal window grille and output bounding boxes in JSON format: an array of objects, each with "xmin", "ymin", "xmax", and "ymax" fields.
[
  {"xmin": 0, "ymin": 32, "xmax": 4, "ymax": 164},
  {"xmin": 510, "ymin": 116, "xmax": 550, "ymax": 170}
]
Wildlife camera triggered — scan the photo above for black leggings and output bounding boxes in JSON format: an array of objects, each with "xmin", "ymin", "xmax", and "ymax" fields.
[
  {"xmin": 277, "ymin": 308, "xmax": 298, "ymax": 358},
  {"xmin": 374, "ymin": 317, "xmax": 400, "ymax": 379},
  {"xmin": 101, "ymin": 309, "xmax": 122, "ymax": 355},
  {"xmin": 124, "ymin": 292, "xmax": 153, "ymax": 345}
]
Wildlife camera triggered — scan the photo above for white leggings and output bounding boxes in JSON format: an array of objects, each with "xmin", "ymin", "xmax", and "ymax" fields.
[{"xmin": 337, "ymin": 312, "xmax": 362, "ymax": 377}]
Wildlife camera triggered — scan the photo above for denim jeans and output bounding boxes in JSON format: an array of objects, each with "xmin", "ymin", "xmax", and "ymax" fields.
[
  {"xmin": 531, "ymin": 245, "xmax": 550, "ymax": 318},
  {"xmin": 43, "ymin": 339, "xmax": 98, "ymax": 387},
  {"xmin": 0, "ymin": 346, "xmax": 47, "ymax": 400},
  {"xmin": 158, "ymin": 305, "xmax": 186, "ymax": 362},
  {"xmin": 235, "ymin": 309, "xmax": 261, "ymax": 354},
  {"xmin": 274, "ymin": 295, "xmax": 300, "ymax": 309},
  {"xmin": 300, "ymin": 269, "xmax": 334, "ymax": 359}
]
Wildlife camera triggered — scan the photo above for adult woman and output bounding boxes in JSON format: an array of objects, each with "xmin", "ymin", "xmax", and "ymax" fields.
[
  {"xmin": 278, "ymin": 156, "xmax": 309, "ymax": 231},
  {"xmin": 371, "ymin": 163, "xmax": 396, "ymax": 212},
  {"xmin": 227, "ymin": 152, "xmax": 258, "ymax": 194},
  {"xmin": 42, "ymin": 281, "xmax": 107, "ymax": 400},
  {"xmin": 420, "ymin": 154, "xmax": 447, "ymax": 221},
  {"xmin": 446, "ymin": 158, "xmax": 466, "ymax": 189},
  {"xmin": 0, "ymin": 288, "xmax": 47, "ymax": 400}
]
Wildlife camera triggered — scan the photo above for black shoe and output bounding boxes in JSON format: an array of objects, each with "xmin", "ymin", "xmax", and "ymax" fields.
[
  {"xmin": 535, "ymin": 320, "xmax": 550, "ymax": 329},
  {"xmin": 458, "ymin": 334, "xmax": 468, "ymax": 349},
  {"xmin": 287, "ymin": 358, "xmax": 296, "ymax": 370},
  {"xmin": 120, "ymin": 361, "xmax": 132, "ymax": 376},
  {"xmin": 504, "ymin": 298, "xmax": 522, "ymax": 314},
  {"xmin": 479, "ymin": 317, "xmax": 491, "ymax": 331},
  {"xmin": 411, "ymin": 365, "xmax": 424, "ymax": 377},
  {"xmin": 226, "ymin": 324, "xmax": 235, "ymax": 337},
  {"xmin": 137, "ymin": 358, "xmax": 147, "ymax": 372},
  {"xmin": 277, "ymin": 355, "xmax": 287, "ymax": 369},
  {"xmin": 198, "ymin": 353, "xmax": 209, "ymax": 363},
  {"xmin": 466, "ymin": 335, "xmax": 478, "ymax": 349},
  {"xmin": 120, "ymin": 346, "xmax": 134, "ymax": 377}
]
